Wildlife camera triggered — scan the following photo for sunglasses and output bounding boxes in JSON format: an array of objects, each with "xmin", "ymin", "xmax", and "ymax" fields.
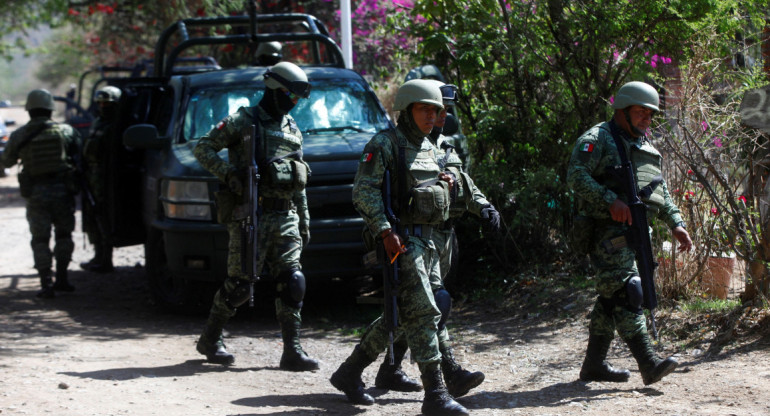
[{"xmin": 265, "ymin": 71, "xmax": 311, "ymax": 99}]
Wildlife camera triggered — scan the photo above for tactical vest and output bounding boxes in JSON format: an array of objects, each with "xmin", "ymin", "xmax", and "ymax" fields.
[
  {"xmin": 392, "ymin": 132, "xmax": 450, "ymax": 225},
  {"xmin": 629, "ymin": 140, "xmax": 666, "ymax": 209},
  {"xmin": 19, "ymin": 122, "xmax": 72, "ymax": 176},
  {"xmin": 253, "ymin": 108, "xmax": 310, "ymax": 198},
  {"xmin": 436, "ymin": 135, "xmax": 467, "ymax": 218}
]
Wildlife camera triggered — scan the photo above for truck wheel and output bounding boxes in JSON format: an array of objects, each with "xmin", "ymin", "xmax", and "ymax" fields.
[{"xmin": 145, "ymin": 228, "xmax": 206, "ymax": 314}]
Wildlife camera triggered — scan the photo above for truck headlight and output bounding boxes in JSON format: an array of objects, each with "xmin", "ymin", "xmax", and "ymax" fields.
[{"xmin": 161, "ymin": 179, "xmax": 213, "ymax": 221}]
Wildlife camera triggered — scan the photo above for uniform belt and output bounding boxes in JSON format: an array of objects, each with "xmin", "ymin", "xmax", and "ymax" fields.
[
  {"xmin": 260, "ymin": 197, "xmax": 294, "ymax": 211},
  {"xmin": 402, "ymin": 223, "xmax": 435, "ymax": 239}
]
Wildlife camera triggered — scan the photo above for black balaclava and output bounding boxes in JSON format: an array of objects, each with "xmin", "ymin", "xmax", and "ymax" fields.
[
  {"xmin": 429, "ymin": 126, "xmax": 442, "ymax": 144},
  {"xmin": 397, "ymin": 104, "xmax": 429, "ymax": 145},
  {"xmin": 100, "ymin": 104, "xmax": 118, "ymax": 121},
  {"xmin": 260, "ymin": 88, "xmax": 296, "ymax": 121}
]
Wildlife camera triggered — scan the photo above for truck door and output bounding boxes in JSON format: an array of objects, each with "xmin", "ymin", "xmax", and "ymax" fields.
[{"xmin": 106, "ymin": 78, "xmax": 173, "ymax": 247}]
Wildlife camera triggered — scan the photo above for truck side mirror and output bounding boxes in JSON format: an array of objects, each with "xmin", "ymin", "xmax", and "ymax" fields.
[{"xmin": 123, "ymin": 124, "xmax": 171, "ymax": 150}]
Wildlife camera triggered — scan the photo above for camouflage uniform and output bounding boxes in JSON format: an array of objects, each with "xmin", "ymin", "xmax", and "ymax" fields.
[
  {"xmin": 352, "ymin": 119, "xmax": 447, "ymax": 371},
  {"xmin": 194, "ymin": 104, "xmax": 316, "ymax": 370},
  {"xmin": 80, "ymin": 113, "xmax": 117, "ymax": 270},
  {"xmin": 567, "ymin": 120, "xmax": 682, "ymax": 340},
  {"xmin": 2, "ymin": 116, "xmax": 81, "ymax": 295}
]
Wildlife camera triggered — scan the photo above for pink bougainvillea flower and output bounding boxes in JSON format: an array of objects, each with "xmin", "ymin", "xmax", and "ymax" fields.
[
  {"xmin": 713, "ymin": 137, "xmax": 723, "ymax": 147},
  {"xmin": 701, "ymin": 121, "xmax": 709, "ymax": 131},
  {"xmin": 711, "ymin": 207, "xmax": 719, "ymax": 215}
]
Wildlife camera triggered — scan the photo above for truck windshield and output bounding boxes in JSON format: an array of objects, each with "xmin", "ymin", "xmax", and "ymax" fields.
[{"xmin": 184, "ymin": 79, "xmax": 390, "ymax": 142}]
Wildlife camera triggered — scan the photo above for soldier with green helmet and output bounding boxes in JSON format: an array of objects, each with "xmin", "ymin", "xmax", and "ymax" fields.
[
  {"xmin": 372, "ymin": 80, "xmax": 497, "ymax": 399},
  {"xmin": 330, "ymin": 79, "xmax": 469, "ymax": 416},
  {"xmin": 567, "ymin": 81, "xmax": 692, "ymax": 385},
  {"xmin": 2, "ymin": 88, "xmax": 81, "ymax": 297},
  {"xmin": 193, "ymin": 61, "xmax": 319, "ymax": 372},
  {"xmin": 255, "ymin": 41, "xmax": 283, "ymax": 66},
  {"xmin": 80, "ymin": 85, "xmax": 122, "ymax": 273}
]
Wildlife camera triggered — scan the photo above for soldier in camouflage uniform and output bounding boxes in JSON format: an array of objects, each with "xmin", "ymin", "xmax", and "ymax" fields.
[
  {"xmin": 330, "ymin": 79, "xmax": 469, "ymax": 416},
  {"xmin": 2, "ymin": 89, "xmax": 81, "ymax": 297},
  {"xmin": 566, "ymin": 81, "xmax": 692, "ymax": 385},
  {"xmin": 80, "ymin": 86, "xmax": 122, "ymax": 273},
  {"xmin": 192, "ymin": 62, "xmax": 319, "ymax": 372},
  {"xmin": 373, "ymin": 81, "xmax": 498, "ymax": 399}
]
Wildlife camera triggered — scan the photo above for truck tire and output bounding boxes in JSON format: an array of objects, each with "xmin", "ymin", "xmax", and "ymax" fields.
[{"xmin": 145, "ymin": 228, "xmax": 210, "ymax": 314}]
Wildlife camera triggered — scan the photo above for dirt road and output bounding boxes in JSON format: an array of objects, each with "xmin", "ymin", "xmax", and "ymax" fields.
[{"xmin": 1, "ymin": 168, "xmax": 769, "ymax": 416}]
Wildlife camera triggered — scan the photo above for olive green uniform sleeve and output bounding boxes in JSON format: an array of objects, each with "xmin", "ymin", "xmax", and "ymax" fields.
[
  {"xmin": 193, "ymin": 111, "xmax": 248, "ymax": 182},
  {"xmin": 2, "ymin": 127, "xmax": 24, "ymax": 168},
  {"xmin": 566, "ymin": 124, "xmax": 618, "ymax": 216},
  {"xmin": 656, "ymin": 179, "xmax": 684, "ymax": 228},
  {"xmin": 462, "ymin": 173, "xmax": 490, "ymax": 217},
  {"xmin": 352, "ymin": 132, "xmax": 395, "ymax": 237}
]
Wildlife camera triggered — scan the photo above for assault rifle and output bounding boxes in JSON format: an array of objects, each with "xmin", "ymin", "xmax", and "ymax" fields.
[
  {"xmin": 608, "ymin": 123, "xmax": 662, "ymax": 339},
  {"xmin": 381, "ymin": 169, "xmax": 400, "ymax": 365},
  {"xmin": 233, "ymin": 124, "xmax": 260, "ymax": 307}
]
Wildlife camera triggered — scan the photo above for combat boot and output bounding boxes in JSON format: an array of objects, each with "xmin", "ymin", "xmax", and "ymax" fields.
[
  {"xmin": 53, "ymin": 263, "xmax": 75, "ymax": 292},
  {"xmin": 579, "ymin": 334, "xmax": 630, "ymax": 382},
  {"xmin": 374, "ymin": 337, "xmax": 422, "ymax": 392},
  {"xmin": 196, "ymin": 315, "xmax": 235, "ymax": 365},
  {"xmin": 36, "ymin": 269, "xmax": 55, "ymax": 298},
  {"xmin": 279, "ymin": 318, "xmax": 320, "ymax": 371},
  {"xmin": 441, "ymin": 345, "xmax": 485, "ymax": 398},
  {"xmin": 80, "ymin": 244, "xmax": 114, "ymax": 273},
  {"xmin": 625, "ymin": 333, "xmax": 678, "ymax": 385},
  {"xmin": 330, "ymin": 345, "xmax": 377, "ymax": 405},
  {"xmin": 421, "ymin": 367, "xmax": 469, "ymax": 416}
]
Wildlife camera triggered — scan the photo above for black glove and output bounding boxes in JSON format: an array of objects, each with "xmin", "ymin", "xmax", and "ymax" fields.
[
  {"xmin": 480, "ymin": 204, "xmax": 501, "ymax": 232},
  {"xmin": 226, "ymin": 169, "xmax": 243, "ymax": 195}
]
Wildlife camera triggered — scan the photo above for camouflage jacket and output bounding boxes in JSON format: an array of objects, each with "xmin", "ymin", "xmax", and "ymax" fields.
[
  {"xmin": 193, "ymin": 105, "xmax": 309, "ymax": 225},
  {"xmin": 566, "ymin": 120, "xmax": 683, "ymax": 228},
  {"xmin": 353, "ymin": 125, "xmax": 444, "ymax": 237},
  {"xmin": 3, "ymin": 116, "xmax": 80, "ymax": 176},
  {"xmin": 433, "ymin": 133, "xmax": 489, "ymax": 218}
]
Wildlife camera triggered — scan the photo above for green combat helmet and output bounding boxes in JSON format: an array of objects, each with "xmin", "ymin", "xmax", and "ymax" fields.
[
  {"xmin": 611, "ymin": 81, "xmax": 659, "ymax": 112},
  {"xmin": 95, "ymin": 86, "xmax": 122, "ymax": 103},
  {"xmin": 25, "ymin": 89, "xmax": 55, "ymax": 111},
  {"xmin": 264, "ymin": 61, "xmax": 311, "ymax": 98},
  {"xmin": 393, "ymin": 79, "xmax": 444, "ymax": 112},
  {"xmin": 256, "ymin": 41, "xmax": 283, "ymax": 66}
]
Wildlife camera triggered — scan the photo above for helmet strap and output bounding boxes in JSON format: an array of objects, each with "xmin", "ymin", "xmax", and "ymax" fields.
[{"xmin": 622, "ymin": 108, "xmax": 644, "ymax": 137}]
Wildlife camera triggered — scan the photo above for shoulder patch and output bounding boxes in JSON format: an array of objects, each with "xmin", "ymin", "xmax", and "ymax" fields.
[
  {"xmin": 216, "ymin": 120, "xmax": 226, "ymax": 130},
  {"xmin": 581, "ymin": 143, "xmax": 594, "ymax": 153},
  {"xmin": 360, "ymin": 152, "xmax": 373, "ymax": 163}
]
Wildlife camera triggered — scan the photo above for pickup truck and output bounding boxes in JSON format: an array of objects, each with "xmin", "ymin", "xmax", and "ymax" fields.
[{"xmin": 88, "ymin": 11, "xmax": 392, "ymax": 311}]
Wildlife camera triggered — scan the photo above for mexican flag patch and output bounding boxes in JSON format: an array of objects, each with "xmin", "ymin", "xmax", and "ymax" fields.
[
  {"xmin": 360, "ymin": 152, "xmax": 373, "ymax": 163},
  {"xmin": 216, "ymin": 120, "xmax": 226, "ymax": 130},
  {"xmin": 581, "ymin": 143, "xmax": 594, "ymax": 153}
]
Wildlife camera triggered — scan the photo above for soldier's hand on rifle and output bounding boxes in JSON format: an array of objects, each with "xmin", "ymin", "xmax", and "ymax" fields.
[
  {"xmin": 438, "ymin": 172, "xmax": 454, "ymax": 191},
  {"xmin": 609, "ymin": 199, "xmax": 632, "ymax": 225},
  {"xmin": 381, "ymin": 228, "xmax": 406, "ymax": 260},
  {"xmin": 673, "ymin": 226, "xmax": 693, "ymax": 252},
  {"xmin": 226, "ymin": 168, "xmax": 244, "ymax": 196},
  {"xmin": 481, "ymin": 203, "xmax": 501, "ymax": 233}
]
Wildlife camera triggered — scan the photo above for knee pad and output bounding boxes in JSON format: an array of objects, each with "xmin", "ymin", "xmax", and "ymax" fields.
[
  {"xmin": 433, "ymin": 288, "xmax": 452, "ymax": 330},
  {"xmin": 624, "ymin": 276, "xmax": 643, "ymax": 314},
  {"xmin": 223, "ymin": 276, "xmax": 252, "ymax": 309},
  {"xmin": 279, "ymin": 268, "xmax": 305, "ymax": 309}
]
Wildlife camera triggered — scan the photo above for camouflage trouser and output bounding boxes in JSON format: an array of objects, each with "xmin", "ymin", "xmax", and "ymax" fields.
[
  {"xmin": 587, "ymin": 224, "xmax": 647, "ymax": 340},
  {"xmin": 25, "ymin": 182, "xmax": 75, "ymax": 272},
  {"xmin": 359, "ymin": 234, "xmax": 442, "ymax": 372},
  {"xmin": 83, "ymin": 173, "xmax": 108, "ymax": 246},
  {"xmin": 208, "ymin": 209, "xmax": 304, "ymax": 323}
]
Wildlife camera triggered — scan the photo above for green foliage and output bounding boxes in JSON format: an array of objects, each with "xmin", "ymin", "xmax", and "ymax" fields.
[
  {"xmin": 680, "ymin": 297, "xmax": 741, "ymax": 313},
  {"xmin": 393, "ymin": 0, "xmax": 767, "ymax": 287}
]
